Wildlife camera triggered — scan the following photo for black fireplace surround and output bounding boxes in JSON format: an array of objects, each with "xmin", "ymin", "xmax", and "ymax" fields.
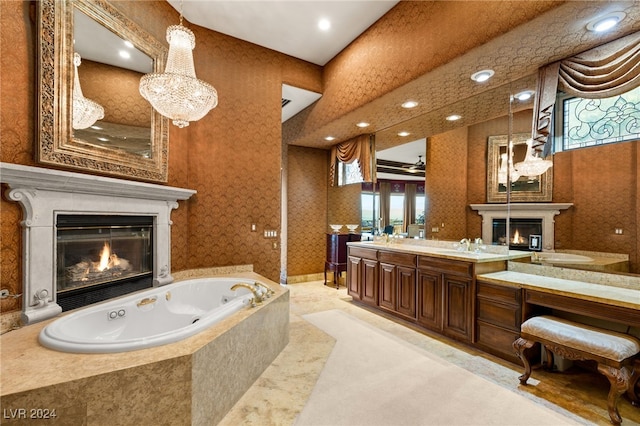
[{"xmin": 56, "ymin": 215, "xmax": 153, "ymax": 311}]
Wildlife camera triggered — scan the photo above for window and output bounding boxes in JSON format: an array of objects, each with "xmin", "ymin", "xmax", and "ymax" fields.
[
  {"xmin": 415, "ymin": 195, "xmax": 425, "ymax": 225},
  {"xmin": 557, "ymin": 85, "xmax": 640, "ymax": 151},
  {"xmin": 360, "ymin": 191, "xmax": 379, "ymax": 232},
  {"xmin": 389, "ymin": 194, "xmax": 404, "ymax": 226},
  {"xmin": 337, "ymin": 160, "xmax": 364, "ymax": 186}
]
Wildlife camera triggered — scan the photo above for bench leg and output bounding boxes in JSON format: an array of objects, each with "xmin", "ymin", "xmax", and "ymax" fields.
[
  {"xmin": 597, "ymin": 364, "xmax": 631, "ymax": 426},
  {"xmin": 513, "ymin": 337, "xmax": 536, "ymax": 385}
]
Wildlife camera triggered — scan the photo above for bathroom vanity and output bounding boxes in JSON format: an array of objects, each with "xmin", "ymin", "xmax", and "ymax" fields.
[
  {"xmin": 346, "ymin": 241, "xmax": 640, "ymax": 363},
  {"xmin": 346, "ymin": 241, "xmax": 525, "ymax": 344}
]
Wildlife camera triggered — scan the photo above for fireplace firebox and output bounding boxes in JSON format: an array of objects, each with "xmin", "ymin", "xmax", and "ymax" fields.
[
  {"xmin": 492, "ymin": 218, "xmax": 543, "ymax": 251},
  {"xmin": 56, "ymin": 215, "xmax": 153, "ymax": 311}
]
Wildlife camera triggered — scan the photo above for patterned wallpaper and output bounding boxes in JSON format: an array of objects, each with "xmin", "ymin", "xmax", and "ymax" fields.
[
  {"xmin": 287, "ymin": 146, "xmax": 328, "ymax": 277},
  {"xmin": 425, "ymin": 127, "xmax": 469, "ymax": 241},
  {"xmin": 80, "ymin": 60, "xmax": 150, "ymax": 127},
  {"xmin": 0, "ymin": 0, "xmax": 323, "ymax": 317}
]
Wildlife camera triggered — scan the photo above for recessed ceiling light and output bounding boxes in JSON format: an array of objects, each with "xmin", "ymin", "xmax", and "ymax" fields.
[
  {"xmin": 119, "ymin": 50, "xmax": 131, "ymax": 59},
  {"xmin": 324, "ymin": 136, "xmax": 335, "ymax": 141},
  {"xmin": 514, "ymin": 90, "xmax": 535, "ymax": 101},
  {"xmin": 587, "ymin": 12, "xmax": 626, "ymax": 32},
  {"xmin": 470, "ymin": 69, "xmax": 494, "ymax": 83},
  {"xmin": 356, "ymin": 122, "xmax": 370, "ymax": 128},
  {"xmin": 401, "ymin": 101, "xmax": 418, "ymax": 109},
  {"xmin": 398, "ymin": 131, "xmax": 410, "ymax": 137},
  {"xmin": 318, "ymin": 18, "xmax": 331, "ymax": 31},
  {"xmin": 446, "ymin": 114, "xmax": 462, "ymax": 121}
]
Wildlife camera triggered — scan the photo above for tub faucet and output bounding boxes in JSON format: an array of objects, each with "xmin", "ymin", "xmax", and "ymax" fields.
[
  {"xmin": 254, "ymin": 282, "xmax": 275, "ymax": 299},
  {"xmin": 231, "ymin": 283, "xmax": 263, "ymax": 307}
]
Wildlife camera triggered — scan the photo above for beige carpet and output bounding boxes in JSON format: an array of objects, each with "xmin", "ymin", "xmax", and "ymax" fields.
[{"xmin": 296, "ymin": 309, "xmax": 581, "ymax": 426}]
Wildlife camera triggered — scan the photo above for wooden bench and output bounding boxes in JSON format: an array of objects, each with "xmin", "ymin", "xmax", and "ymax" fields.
[{"xmin": 513, "ymin": 315, "xmax": 640, "ymax": 425}]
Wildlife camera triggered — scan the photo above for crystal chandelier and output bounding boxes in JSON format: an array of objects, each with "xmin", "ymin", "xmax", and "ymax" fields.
[
  {"xmin": 72, "ymin": 53, "xmax": 104, "ymax": 130},
  {"xmin": 514, "ymin": 139, "xmax": 553, "ymax": 177},
  {"xmin": 498, "ymin": 152, "xmax": 520, "ymax": 185},
  {"xmin": 139, "ymin": 11, "xmax": 218, "ymax": 128}
]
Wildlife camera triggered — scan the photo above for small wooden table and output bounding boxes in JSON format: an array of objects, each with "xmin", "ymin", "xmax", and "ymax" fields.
[{"xmin": 325, "ymin": 233, "xmax": 360, "ymax": 288}]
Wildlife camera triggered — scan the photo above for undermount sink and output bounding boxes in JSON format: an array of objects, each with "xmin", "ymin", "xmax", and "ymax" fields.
[{"xmin": 537, "ymin": 253, "xmax": 593, "ymax": 263}]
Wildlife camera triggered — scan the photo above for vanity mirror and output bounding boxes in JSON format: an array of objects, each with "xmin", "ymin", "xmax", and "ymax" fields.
[
  {"xmin": 486, "ymin": 133, "xmax": 553, "ymax": 203},
  {"xmin": 36, "ymin": 0, "xmax": 169, "ymax": 182}
]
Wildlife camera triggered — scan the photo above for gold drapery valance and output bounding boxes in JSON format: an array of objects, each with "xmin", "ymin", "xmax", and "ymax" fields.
[
  {"xmin": 532, "ymin": 31, "xmax": 640, "ymax": 155},
  {"xmin": 329, "ymin": 134, "xmax": 374, "ymax": 186}
]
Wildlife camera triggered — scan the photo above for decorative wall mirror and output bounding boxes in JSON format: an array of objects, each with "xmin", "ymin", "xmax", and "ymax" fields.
[
  {"xmin": 486, "ymin": 133, "xmax": 553, "ymax": 203},
  {"xmin": 36, "ymin": 0, "xmax": 169, "ymax": 182}
]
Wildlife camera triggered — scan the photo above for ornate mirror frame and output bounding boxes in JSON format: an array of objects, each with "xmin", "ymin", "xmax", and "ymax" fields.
[
  {"xmin": 36, "ymin": 0, "xmax": 169, "ymax": 182},
  {"xmin": 487, "ymin": 133, "xmax": 553, "ymax": 203}
]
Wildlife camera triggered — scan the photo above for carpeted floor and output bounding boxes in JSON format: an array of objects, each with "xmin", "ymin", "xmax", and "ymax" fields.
[{"xmin": 296, "ymin": 309, "xmax": 579, "ymax": 426}]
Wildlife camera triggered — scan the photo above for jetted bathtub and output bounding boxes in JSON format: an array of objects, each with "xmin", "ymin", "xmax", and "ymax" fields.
[{"xmin": 39, "ymin": 277, "xmax": 263, "ymax": 353}]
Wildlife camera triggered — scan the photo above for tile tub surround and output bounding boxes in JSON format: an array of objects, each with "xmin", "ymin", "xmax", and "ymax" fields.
[{"xmin": 0, "ymin": 272, "xmax": 289, "ymax": 425}]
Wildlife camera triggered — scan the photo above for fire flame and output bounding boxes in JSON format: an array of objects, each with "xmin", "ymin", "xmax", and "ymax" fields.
[
  {"xmin": 98, "ymin": 241, "xmax": 111, "ymax": 271},
  {"xmin": 512, "ymin": 229, "xmax": 523, "ymax": 244}
]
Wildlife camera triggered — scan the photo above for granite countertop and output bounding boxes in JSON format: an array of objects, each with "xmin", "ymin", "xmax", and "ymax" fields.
[
  {"xmin": 347, "ymin": 241, "xmax": 531, "ymax": 263},
  {"xmin": 477, "ymin": 270, "xmax": 640, "ymax": 311}
]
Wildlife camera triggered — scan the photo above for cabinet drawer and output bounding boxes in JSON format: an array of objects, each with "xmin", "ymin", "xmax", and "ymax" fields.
[
  {"xmin": 418, "ymin": 256, "xmax": 472, "ymax": 277},
  {"xmin": 379, "ymin": 250, "xmax": 416, "ymax": 268},
  {"xmin": 348, "ymin": 247, "xmax": 378, "ymax": 260},
  {"xmin": 476, "ymin": 321, "xmax": 521, "ymax": 362},
  {"xmin": 477, "ymin": 299, "xmax": 521, "ymax": 331},
  {"xmin": 477, "ymin": 281, "xmax": 521, "ymax": 304}
]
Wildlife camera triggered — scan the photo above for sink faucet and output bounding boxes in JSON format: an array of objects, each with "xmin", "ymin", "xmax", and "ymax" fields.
[
  {"xmin": 460, "ymin": 238, "xmax": 471, "ymax": 251},
  {"xmin": 231, "ymin": 283, "xmax": 263, "ymax": 307}
]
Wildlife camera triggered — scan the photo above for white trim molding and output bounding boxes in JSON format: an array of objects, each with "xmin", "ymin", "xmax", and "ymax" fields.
[
  {"xmin": 1, "ymin": 163, "xmax": 196, "ymax": 324},
  {"xmin": 470, "ymin": 203, "xmax": 573, "ymax": 251}
]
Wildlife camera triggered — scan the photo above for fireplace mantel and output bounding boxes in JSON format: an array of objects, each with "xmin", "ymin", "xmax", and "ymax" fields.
[
  {"xmin": 470, "ymin": 203, "xmax": 573, "ymax": 251},
  {"xmin": 1, "ymin": 163, "xmax": 196, "ymax": 324}
]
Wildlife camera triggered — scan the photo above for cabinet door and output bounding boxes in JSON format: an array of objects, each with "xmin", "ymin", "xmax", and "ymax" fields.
[
  {"xmin": 361, "ymin": 258, "xmax": 379, "ymax": 306},
  {"xmin": 397, "ymin": 265, "xmax": 416, "ymax": 319},
  {"xmin": 443, "ymin": 274, "xmax": 472, "ymax": 342},
  {"xmin": 417, "ymin": 269, "xmax": 442, "ymax": 330},
  {"xmin": 347, "ymin": 256, "xmax": 362, "ymax": 300},
  {"xmin": 379, "ymin": 262, "xmax": 396, "ymax": 311}
]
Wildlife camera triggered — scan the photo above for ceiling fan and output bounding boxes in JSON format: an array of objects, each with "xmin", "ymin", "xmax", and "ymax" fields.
[{"xmin": 403, "ymin": 155, "xmax": 425, "ymax": 171}]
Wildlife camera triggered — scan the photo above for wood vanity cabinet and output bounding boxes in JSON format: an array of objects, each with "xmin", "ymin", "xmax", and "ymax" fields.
[
  {"xmin": 417, "ymin": 256, "xmax": 474, "ymax": 343},
  {"xmin": 379, "ymin": 251, "xmax": 417, "ymax": 320},
  {"xmin": 475, "ymin": 280, "xmax": 522, "ymax": 363},
  {"xmin": 347, "ymin": 247, "xmax": 378, "ymax": 306}
]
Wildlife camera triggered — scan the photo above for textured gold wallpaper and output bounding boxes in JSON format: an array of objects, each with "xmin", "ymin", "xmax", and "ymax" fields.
[
  {"xmin": 426, "ymin": 127, "xmax": 469, "ymax": 241},
  {"xmin": 0, "ymin": 0, "xmax": 323, "ymax": 316},
  {"xmin": 287, "ymin": 146, "xmax": 328, "ymax": 277}
]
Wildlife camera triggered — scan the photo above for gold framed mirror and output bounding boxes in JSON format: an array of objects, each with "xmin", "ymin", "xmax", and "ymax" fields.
[
  {"xmin": 36, "ymin": 0, "xmax": 169, "ymax": 182},
  {"xmin": 486, "ymin": 133, "xmax": 553, "ymax": 203}
]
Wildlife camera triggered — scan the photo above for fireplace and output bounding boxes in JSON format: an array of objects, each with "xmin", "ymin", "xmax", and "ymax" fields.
[
  {"xmin": 1, "ymin": 162, "xmax": 196, "ymax": 324},
  {"xmin": 470, "ymin": 203, "xmax": 573, "ymax": 252},
  {"xmin": 492, "ymin": 218, "xmax": 542, "ymax": 251},
  {"xmin": 56, "ymin": 215, "xmax": 154, "ymax": 311}
]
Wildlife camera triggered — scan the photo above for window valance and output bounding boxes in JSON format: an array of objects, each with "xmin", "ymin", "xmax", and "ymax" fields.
[
  {"xmin": 329, "ymin": 134, "xmax": 374, "ymax": 186},
  {"xmin": 532, "ymin": 31, "xmax": 640, "ymax": 155}
]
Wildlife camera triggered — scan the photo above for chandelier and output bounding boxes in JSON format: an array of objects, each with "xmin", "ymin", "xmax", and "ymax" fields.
[
  {"xmin": 139, "ymin": 12, "xmax": 218, "ymax": 128},
  {"xmin": 498, "ymin": 152, "xmax": 520, "ymax": 185},
  {"xmin": 514, "ymin": 139, "xmax": 553, "ymax": 177},
  {"xmin": 72, "ymin": 53, "xmax": 104, "ymax": 130}
]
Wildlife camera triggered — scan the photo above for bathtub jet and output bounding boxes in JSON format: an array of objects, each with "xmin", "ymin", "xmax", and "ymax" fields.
[{"xmin": 38, "ymin": 277, "xmax": 271, "ymax": 353}]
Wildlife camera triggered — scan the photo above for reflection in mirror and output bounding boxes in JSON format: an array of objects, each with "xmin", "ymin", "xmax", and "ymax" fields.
[
  {"xmin": 487, "ymin": 133, "xmax": 553, "ymax": 203},
  {"xmin": 73, "ymin": 7, "xmax": 154, "ymax": 157},
  {"xmin": 36, "ymin": 0, "xmax": 169, "ymax": 182}
]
